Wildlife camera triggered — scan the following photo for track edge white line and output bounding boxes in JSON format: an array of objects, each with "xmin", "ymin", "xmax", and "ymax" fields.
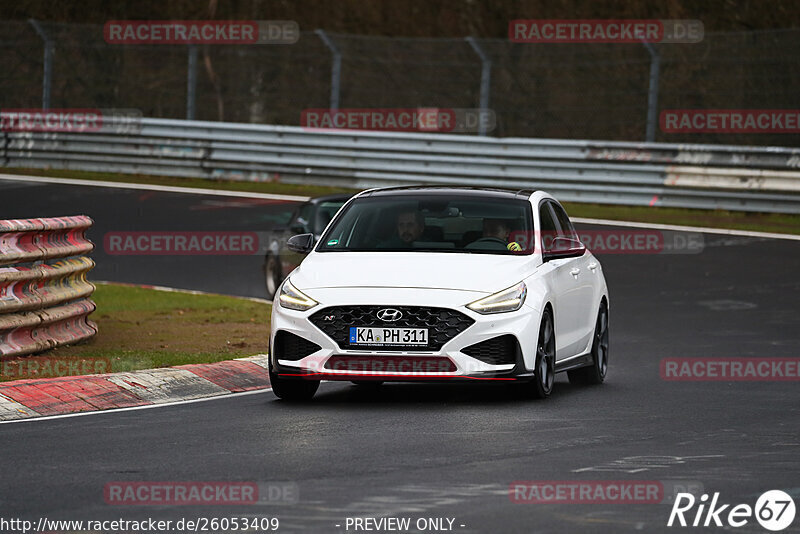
[
  {"xmin": 0, "ymin": 173, "xmax": 310, "ymax": 202},
  {"xmin": 572, "ymin": 216, "xmax": 800, "ymax": 241}
]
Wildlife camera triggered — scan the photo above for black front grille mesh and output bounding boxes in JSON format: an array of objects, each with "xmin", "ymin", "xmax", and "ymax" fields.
[
  {"xmin": 273, "ymin": 331, "xmax": 321, "ymax": 361},
  {"xmin": 462, "ymin": 335, "xmax": 519, "ymax": 365},
  {"xmin": 309, "ymin": 305, "xmax": 474, "ymax": 351}
]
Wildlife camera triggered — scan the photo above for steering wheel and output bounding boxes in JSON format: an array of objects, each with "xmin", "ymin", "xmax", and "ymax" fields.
[{"xmin": 472, "ymin": 237, "xmax": 507, "ymax": 245}]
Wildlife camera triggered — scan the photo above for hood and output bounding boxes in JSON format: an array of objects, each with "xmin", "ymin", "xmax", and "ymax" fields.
[{"xmin": 290, "ymin": 251, "xmax": 538, "ymax": 294}]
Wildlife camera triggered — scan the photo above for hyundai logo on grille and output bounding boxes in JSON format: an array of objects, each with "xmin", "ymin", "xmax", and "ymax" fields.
[{"xmin": 376, "ymin": 308, "xmax": 403, "ymax": 322}]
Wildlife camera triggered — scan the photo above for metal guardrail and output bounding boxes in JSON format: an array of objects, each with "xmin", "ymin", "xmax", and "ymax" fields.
[
  {"xmin": 3, "ymin": 118, "xmax": 800, "ymax": 213},
  {"xmin": 0, "ymin": 216, "xmax": 97, "ymax": 357}
]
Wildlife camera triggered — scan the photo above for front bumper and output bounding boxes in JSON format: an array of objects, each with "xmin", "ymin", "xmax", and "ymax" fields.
[{"xmin": 269, "ymin": 287, "xmax": 541, "ymax": 382}]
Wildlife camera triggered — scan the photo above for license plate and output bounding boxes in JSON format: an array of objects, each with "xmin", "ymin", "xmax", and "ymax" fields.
[{"xmin": 349, "ymin": 327, "xmax": 428, "ymax": 346}]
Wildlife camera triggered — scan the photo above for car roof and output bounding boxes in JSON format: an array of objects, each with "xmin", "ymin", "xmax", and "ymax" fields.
[{"xmin": 357, "ymin": 185, "xmax": 538, "ymax": 200}]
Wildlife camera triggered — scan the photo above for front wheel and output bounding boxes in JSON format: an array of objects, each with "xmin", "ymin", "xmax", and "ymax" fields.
[
  {"xmin": 568, "ymin": 301, "xmax": 609, "ymax": 385},
  {"xmin": 526, "ymin": 309, "xmax": 555, "ymax": 399},
  {"xmin": 268, "ymin": 361, "xmax": 319, "ymax": 401}
]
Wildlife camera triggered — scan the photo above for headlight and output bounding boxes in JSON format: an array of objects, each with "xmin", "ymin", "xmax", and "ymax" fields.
[
  {"xmin": 278, "ymin": 278, "xmax": 319, "ymax": 311},
  {"xmin": 467, "ymin": 282, "xmax": 527, "ymax": 314}
]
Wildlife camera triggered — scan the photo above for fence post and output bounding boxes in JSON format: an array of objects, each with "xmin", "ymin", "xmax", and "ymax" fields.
[
  {"xmin": 643, "ymin": 41, "xmax": 661, "ymax": 143},
  {"xmin": 465, "ymin": 37, "xmax": 492, "ymax": 136},
  {"xmin": 28, "ymin": 19, "xmax": 53, "ymax": 110},
  {"xmin": 186, "ymin": 45, "xmax": 198, "ymax": 120},
  {"xmin": 315, "ymin": 29, "xmax": 341, "ymax": 111}
]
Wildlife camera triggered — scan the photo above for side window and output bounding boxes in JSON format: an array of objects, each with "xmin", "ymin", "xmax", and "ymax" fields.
[
  {"xmin": 538, "ymin": 202, "xmax": 558, "ymax": 251},
  {"xmin": 551, "ymin": 203, "xmax": 578, "ymax": 240},
  {"xmin": 313, "ymin": 202, "xmax": 344, "ymax": 235}
]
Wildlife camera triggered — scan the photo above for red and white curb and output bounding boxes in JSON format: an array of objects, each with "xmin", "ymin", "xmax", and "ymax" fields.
[{"xmin": 0, "ymin": 355, "xmax": 270, "ymax": 421}]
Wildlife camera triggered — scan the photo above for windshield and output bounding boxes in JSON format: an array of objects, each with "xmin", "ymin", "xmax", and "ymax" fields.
[{"xmin": 316, "ymin": 194, "xmax": 534, "ymax": 255}]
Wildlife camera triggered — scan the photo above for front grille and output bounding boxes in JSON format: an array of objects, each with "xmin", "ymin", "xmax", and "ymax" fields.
[
  {"xmin": 462, "ymin": 335, "xmax": 519, "ymax": 365},
  {"xmin": 273, "ymin": 330, "xmax": 321, "ymax": 361},
  {"xmin": 309, "ymin": 306, "xmax": 474, "ymax": 351}
]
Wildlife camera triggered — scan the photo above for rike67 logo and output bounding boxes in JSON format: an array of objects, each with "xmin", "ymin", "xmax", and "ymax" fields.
[{"xmin": 668, "ymin": 490, "xmax": 796, "ymax": 531}]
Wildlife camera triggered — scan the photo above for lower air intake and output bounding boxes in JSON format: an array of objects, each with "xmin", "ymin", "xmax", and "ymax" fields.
[
  {"xmin": 461, "ymin": 335, "xmax": 519, "ymax": 365},
  {"xmin": 273, "ymin": 331, "xmax": 321, "ymax": 361}
]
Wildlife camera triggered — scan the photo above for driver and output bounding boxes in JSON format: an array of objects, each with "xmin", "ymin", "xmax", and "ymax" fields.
[
  {"xmin": 379, "ymin": 210, "xmax": 425, "ymax": 248},
  {"xmin": 396, "ymin": 210, "xmax": 425, "ymax": 244}
]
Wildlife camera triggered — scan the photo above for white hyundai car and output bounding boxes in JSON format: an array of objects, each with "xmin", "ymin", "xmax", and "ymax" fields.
[{"xmin": 268, "ymin": 187, "xmax": 609, "ymax": 400}]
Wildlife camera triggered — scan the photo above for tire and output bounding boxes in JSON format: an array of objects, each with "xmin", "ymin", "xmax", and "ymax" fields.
[
  {"xmin": 568, "ymin": 301, "xmax": 609, "ymax": 385},
  {"xmin": 527, "ymin": 309, "xmax": 555, "ymax": 399},
  {"xmin": 268, "ymin": 360, "xmax": 319, "ymax": 401},
  {"xmin": 264, "ymin": 253, "xmax": 282, "ymax": 300}
]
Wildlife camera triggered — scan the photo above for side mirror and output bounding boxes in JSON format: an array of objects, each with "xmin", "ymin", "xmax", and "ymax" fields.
[
  {"xmin": 287, "ymin": 233, "xmax": 315, "ymax": 254},
  {"xmin": 543, "ymin": 236, "xmax": 586, "ymax": 262}
]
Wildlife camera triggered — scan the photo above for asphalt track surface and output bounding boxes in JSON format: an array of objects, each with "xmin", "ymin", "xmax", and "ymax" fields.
[
  {"xmin": 1, "ymin": 177, "xmax": 799, "ymax": 533},
  {"xmin": 0, "ymin": 178, "xmax": 296, "ymax": 297}
]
